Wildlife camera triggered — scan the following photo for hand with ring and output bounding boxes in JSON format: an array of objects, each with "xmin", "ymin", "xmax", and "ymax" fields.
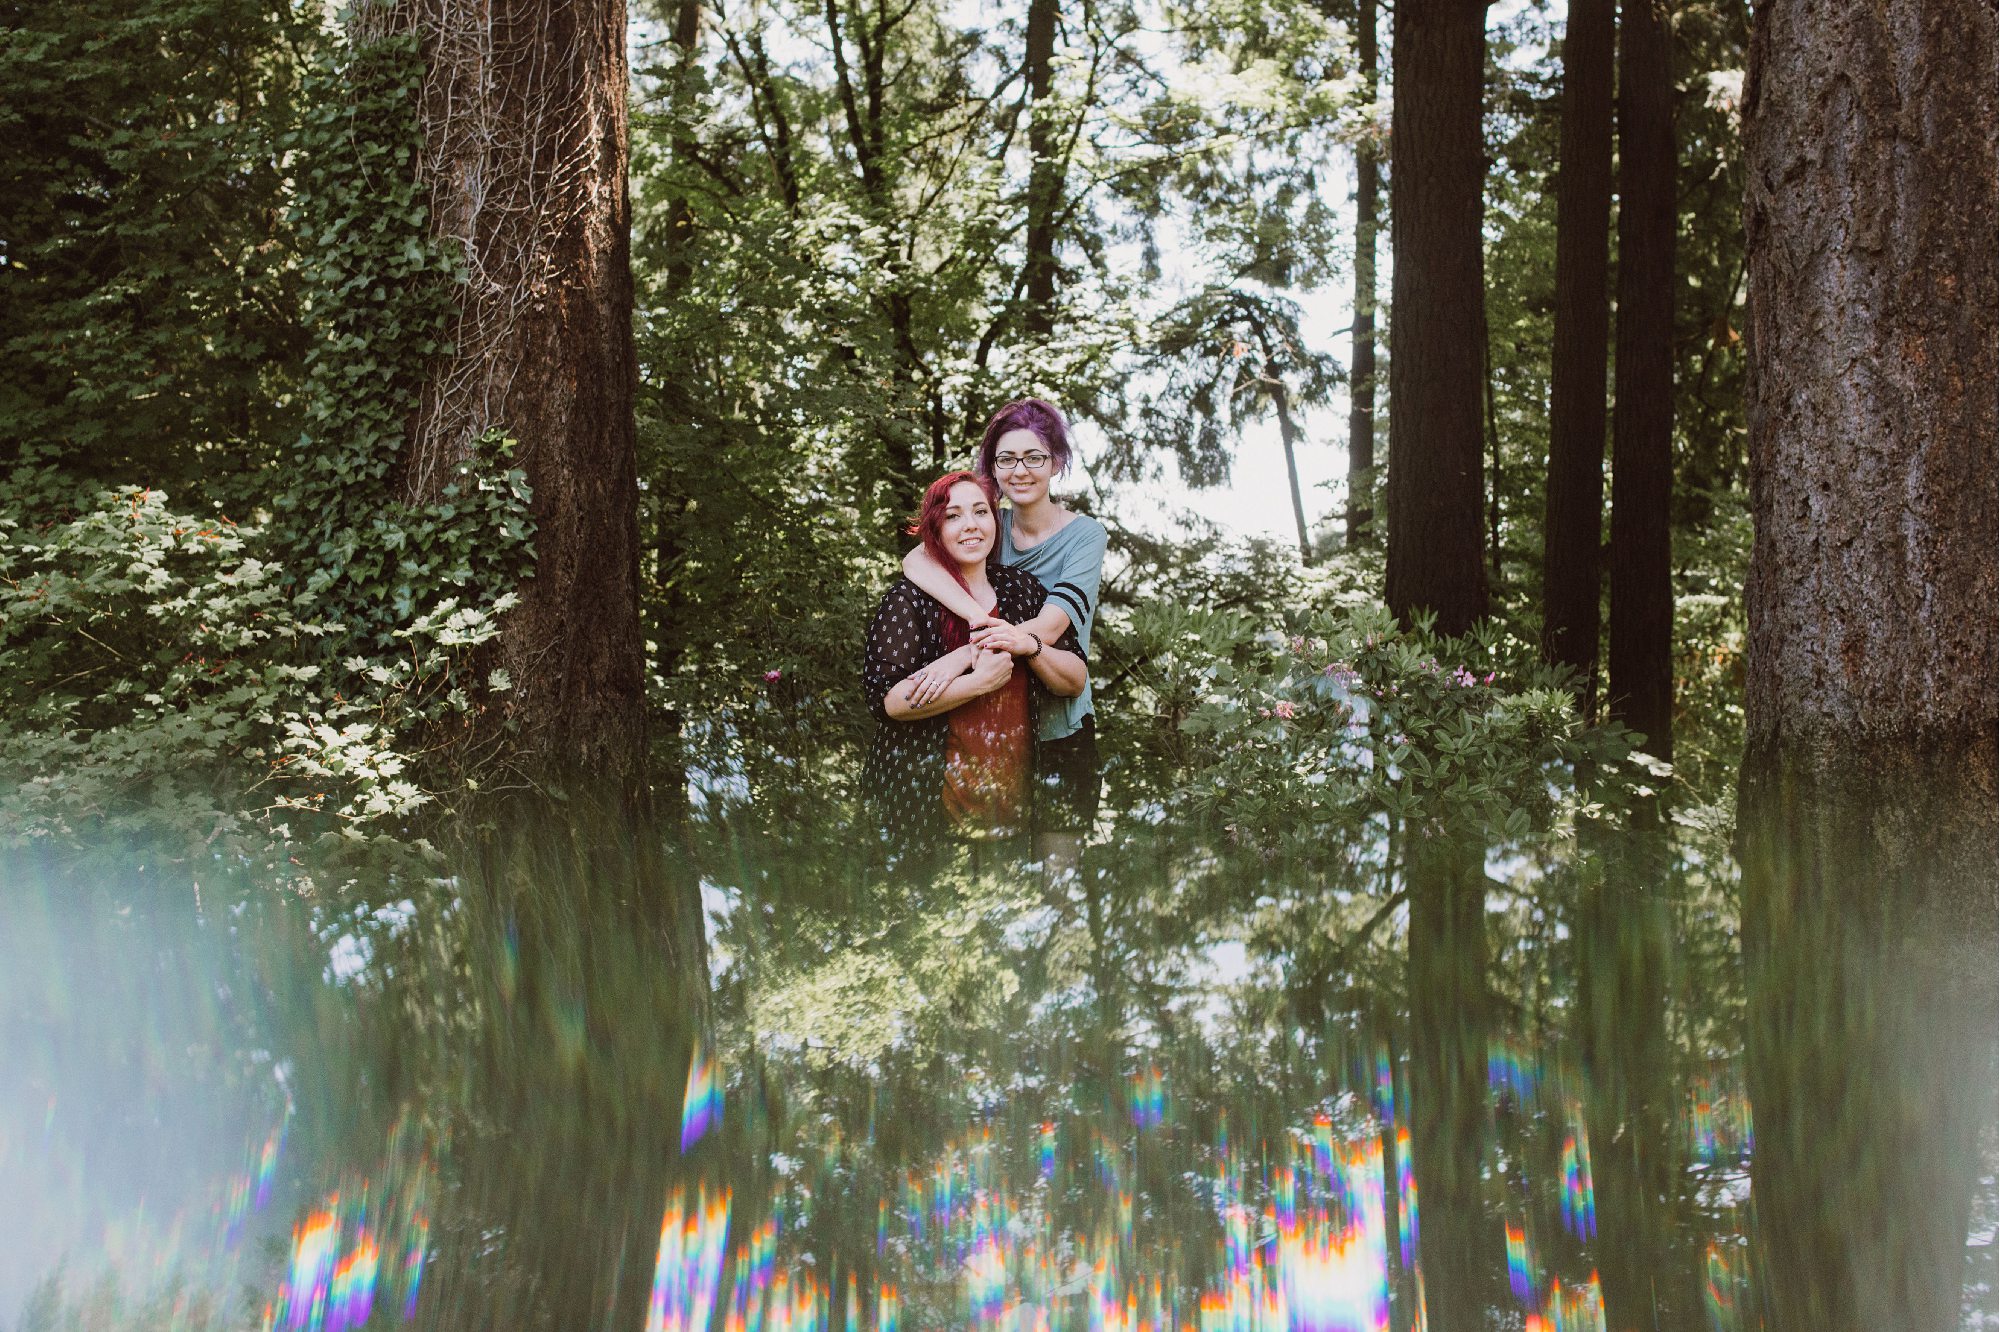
[
  {"xmin": 971, "ymin": 622, "xmax": 1041, "ymax": 657},
  {"xmin": 902, "ymin": 643, "xmax": 976, "ymax": 707}
]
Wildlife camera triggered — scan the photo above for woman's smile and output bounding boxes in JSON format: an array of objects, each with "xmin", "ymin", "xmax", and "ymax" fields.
[
  {"xmin": 940, "ymin": 479, "xmax": 997, "ymax": 568},
  {"xmin": 992, "ymin": 427, "xmax": 1052, "ymax": 506}
]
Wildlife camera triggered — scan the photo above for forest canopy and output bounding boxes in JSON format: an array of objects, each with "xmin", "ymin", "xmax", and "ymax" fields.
[{"xmin": 0, "ymin": 0, "xmax": 1755, "ymax": 866}]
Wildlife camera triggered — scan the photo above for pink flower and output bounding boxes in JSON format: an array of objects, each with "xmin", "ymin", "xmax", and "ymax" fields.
[
  {"xmin": 1483, "ymin": 672, "xmax": 1496, "ymax": 685},
  {"xmin": 763, "ymin": 668, "xmax": 783, "ymax": 684},
  {"xmin": 1258, "ymin": 707, "xmax": 1272, "ymax": 719},
  {"xmin": 1273, "ymin": 701, "xmax": 1296, "ymax": 720}
]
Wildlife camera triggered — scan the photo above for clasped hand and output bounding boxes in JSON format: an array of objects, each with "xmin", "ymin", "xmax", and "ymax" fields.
[{"xmin": 901, "ymin": 615, "xmax": 1018, "ymax": 707}]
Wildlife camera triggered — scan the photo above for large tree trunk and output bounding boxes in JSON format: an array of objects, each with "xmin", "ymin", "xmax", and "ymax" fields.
[
  {"xmin": 1606, "ymin": 0, "xmax": 1676, "ymax": 759},
  {"xmin": 362, "ymin": 4, "xmax": 708, "ymax": 1323},
  {"xmin": 1345, "ymin": 0, "xmax": 1380, "ymax": 547},
  {"xmin": 1386, "ymin": 0, "xmax": 1491, "ymax": 637},
  {"xmin": 373, "ymin": 0, "xmax": 650, "ymax": 792},
  {"xmin": 1022, "ymin": 0, "xmax": 1063, "ymax": 337},
  {"xmin": 1738, "ymin": 2, "xmax": 1998, "ymax": 1328},
  {"xmin": 1540, "ymin": 0, "xmax": 1614, "ymax": 699}
]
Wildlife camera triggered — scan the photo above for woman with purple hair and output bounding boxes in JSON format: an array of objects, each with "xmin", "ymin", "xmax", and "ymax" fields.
[{"xmin": 897, "ymin": 398, "xmax": 1109, "ymax": 872}]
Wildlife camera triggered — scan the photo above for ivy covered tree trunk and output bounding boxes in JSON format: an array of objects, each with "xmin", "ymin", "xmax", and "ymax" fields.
[
  {"xmin": 1386, "ymin": 0, "xmax": 1490, "ymax": 637},
  {"xmin": 1738, "ymin": 1, "xmax": 1998, "ymax": 1328},
  {"xmin": 1540, "ymin": 0, "xmax": 1613, "ymax": 698},
  {"xmin": 1607, "ymin": 0, "xmax": 1676, "ymax": 759},
  {"xmin": 1345, "ymin": 0, "xmax": 1380, "ymax": 548},
  {"xmin": 352, "ymin": 3, "xmax": 707, "ymax": 1324},
  {"xmin": 361, "ymin": 0, "xmax": 652, "ymax": 796}
]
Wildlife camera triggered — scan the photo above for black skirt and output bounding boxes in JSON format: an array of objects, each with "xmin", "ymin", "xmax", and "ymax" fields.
[{"xmin": 1032, "ymin": 714, "xmax": 1100, "ymax": 834}]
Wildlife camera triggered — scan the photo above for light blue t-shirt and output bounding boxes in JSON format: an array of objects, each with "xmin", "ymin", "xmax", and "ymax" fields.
[{"xmin": 998, "ymin": 509, "xmax": 1107, "ymax": 742}]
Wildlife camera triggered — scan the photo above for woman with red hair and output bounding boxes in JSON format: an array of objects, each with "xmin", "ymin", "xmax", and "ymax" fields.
[{"xmin": 862, "ymin": 471, "xmax": 1086, "ymax": 862}]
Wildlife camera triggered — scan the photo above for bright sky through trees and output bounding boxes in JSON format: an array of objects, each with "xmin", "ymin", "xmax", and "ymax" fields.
[{"xmin": 1089, "ymin": 0, "xmax": 1552, "ymax": 546}]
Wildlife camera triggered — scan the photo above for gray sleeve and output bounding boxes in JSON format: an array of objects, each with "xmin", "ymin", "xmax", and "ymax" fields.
[{"xmin": 1044, "ymin": 520, "xmax": 1108, "ymax": 642}]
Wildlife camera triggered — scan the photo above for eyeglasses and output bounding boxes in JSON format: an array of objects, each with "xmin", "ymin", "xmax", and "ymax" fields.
[{"xmin": 993, "ymin": 452, "xmax": 1053, "ymax": 473}]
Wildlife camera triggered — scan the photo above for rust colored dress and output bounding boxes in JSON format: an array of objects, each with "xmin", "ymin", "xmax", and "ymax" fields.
[{"xmin": 860, "ymin": 564, "xmax": 1082, "ymax": 864}]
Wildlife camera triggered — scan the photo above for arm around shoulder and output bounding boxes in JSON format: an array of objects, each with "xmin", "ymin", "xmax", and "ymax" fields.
[{"xmin": 902, "ymin": 543, "xmax": 987, "ymax": 621}]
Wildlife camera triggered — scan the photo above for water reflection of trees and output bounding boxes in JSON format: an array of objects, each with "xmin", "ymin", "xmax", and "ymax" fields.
[
  {"xmin": 7, "ymin": 598, "xmax": 1983, "ymax": 1330},
  {"xmin": 654, "ymin": 604, "xmax": 1760, "ymax": 1331}
]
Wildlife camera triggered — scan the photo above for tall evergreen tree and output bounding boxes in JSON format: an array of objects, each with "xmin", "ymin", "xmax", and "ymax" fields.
[
  {"xmin": 372, "ymin": 5, "xmax": 703, "ymax": 1315},
  {"xmin": 1385, "ymin": 7, "xmax": 1494, "ymax": 1327},
  {"xmin": 1607, "ymin": 0, "xmax": 1676, "ymax": 758},
  {"xmin": 1022, "ymin": 0, "xmax": 1064, "ymax": 338},
  {"xmin": 1540, "ymin": 0, "xmax": 1614, "ymax": 698},
  {"xmin": 1385, "ymin": 0, "xmax": 1491, "ymax": 636},
  {"xmin": 1346, "ymin": 0, "xmax": 1380, "ymax": 547},
  {"xmin": 1738, "ymin": 1, "xmax": 1997, "ymax": 1328},
  {"xmin": 366, "ymin": 0, "xmax": 652, "ymax": 800}
]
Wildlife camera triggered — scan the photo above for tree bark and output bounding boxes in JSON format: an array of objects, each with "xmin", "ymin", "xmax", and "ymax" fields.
[
  {"xmin": 1022, "ymin": 0, "xmax": 1063, "ymax": 336},
  {"xmin": 1540, "ymin": 0, "xmax": 1614, "ymax": 700},
  {"xmin": 1738, "ymin": 1, "xmax": 1998, "ymax": 1328},
  {"xmin": 1386, "ymin": 0, "xmax": 1491, "ymax": 637},
  {"xmin": 364, "ymin": 0, "xmax": 651, "ymax": 793},
  {"xmin": 1273, "ymin": 377, "xmax": 1314, "ymax": 563},
  {"xmin": 1607, "ymin": 0, "xmax": 1676, "ymax": 759},
  {"xmin": 360, "ymin": 7, "xmax": 711, "ymax": 1320},
  {"xmin": 1346, "ymin": 0, "xmax": 1380, "ymax": 547}
]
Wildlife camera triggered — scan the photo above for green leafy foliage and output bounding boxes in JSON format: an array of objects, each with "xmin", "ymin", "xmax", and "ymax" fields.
[
  {"xmin": 1146, "ymin": 601, "xmax": 1648, "ymax": 851},
  {"xmin": 0, "ymin": 23, "xmax": 535, "ymax": 867},
  {"xmin": 275, "ymin": 32, "xmax": 535, "ymax": 666},
  {"xmin": 0, "ymin": 466, "xmax": 511, "ymax": 867},
  {"xmin": 0, "ymin": 0, "xmax": 309, "ymax": 491}
]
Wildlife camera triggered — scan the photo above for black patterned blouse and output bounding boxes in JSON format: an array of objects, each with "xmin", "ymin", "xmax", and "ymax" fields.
[{"xmin": 860, "ymin": 563, "xmax": 1084, "ymax": 862}]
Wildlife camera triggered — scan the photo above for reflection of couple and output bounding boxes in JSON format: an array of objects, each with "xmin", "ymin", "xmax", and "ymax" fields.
[{"xmin": 861, "ymin": 398, "xmax": 1108, "ymax": 871}]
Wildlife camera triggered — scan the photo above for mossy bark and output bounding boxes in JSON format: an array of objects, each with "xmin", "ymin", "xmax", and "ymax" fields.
[{"xmin": 355, "ymin": 5, "xmax": 710, "ymax": 1323}]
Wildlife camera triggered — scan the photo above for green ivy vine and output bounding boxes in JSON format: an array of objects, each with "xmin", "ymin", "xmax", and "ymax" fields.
[{"xmin": 277, "ymin": 28, "xmax": 535, "ymax": 667}]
